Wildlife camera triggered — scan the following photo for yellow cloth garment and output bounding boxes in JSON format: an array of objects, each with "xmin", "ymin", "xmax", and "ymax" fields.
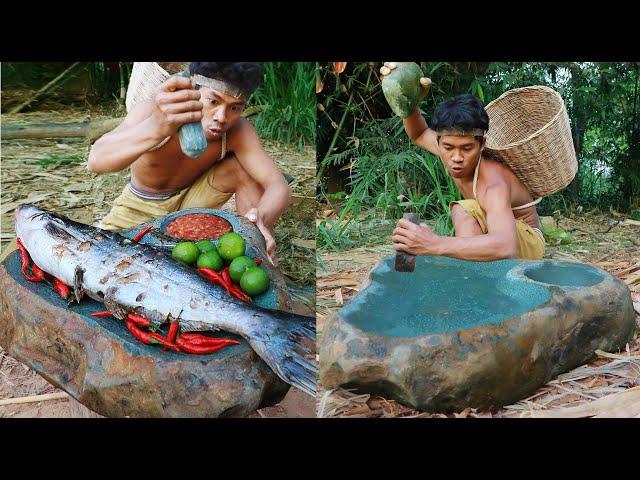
[
  {"xmin": 450, "ymin": 199, "xmax": 545, "ymax": 260},
  {"xmin": 97, "ymin": 164, "xmax": 233, "ymax": 231}
]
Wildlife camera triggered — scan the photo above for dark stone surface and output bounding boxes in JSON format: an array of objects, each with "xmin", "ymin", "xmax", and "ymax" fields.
[
  {"xmin": 0, "ymin": 252, "xmax": 290, "ymax": 418},
  {"xmin": 319, "ymin": 255, "xmax": 636, "ymax": 412}
]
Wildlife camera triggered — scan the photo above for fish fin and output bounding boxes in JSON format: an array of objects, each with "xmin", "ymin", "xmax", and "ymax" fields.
[
  {"xmin": 102, "ymin": 287, "xmax": 129, "ymax": 320},
  {"xmin": 73, "ymin": 266, "xmax": 85, "ymax": 304},
  {"xmin": 177, "ymin": 322, "xmax": 221, "ymax": 333},
  {"xmin": 246, "ymin": 313, "xmax": 317, "ymax": 397}
]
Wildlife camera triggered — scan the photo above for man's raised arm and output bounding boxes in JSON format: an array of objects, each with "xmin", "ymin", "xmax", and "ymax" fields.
[
  {"xmin": 87, "ymin": 76, "xmax": 203, "ymax": 173},
  {"xmin": 379, "ymin": 62, "xmax": 440, "ymax": 156}
]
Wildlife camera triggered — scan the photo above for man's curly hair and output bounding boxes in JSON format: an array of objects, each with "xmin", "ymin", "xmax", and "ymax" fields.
[{"xmin": 189, "ymin": 62, "xmax": 262, "ymax": 96}]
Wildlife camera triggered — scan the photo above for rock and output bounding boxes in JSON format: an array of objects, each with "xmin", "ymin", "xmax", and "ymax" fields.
[
  {"xmin": 0, "ymin": 252, "xmax": 289, "ymax": 418},
  {"xmin": 319, "ymin": 255, "xmax": 636, "ymax": 413},
  {"xmin": 381, "ymin": 62, "xmax": 424, "ymax": 118}
]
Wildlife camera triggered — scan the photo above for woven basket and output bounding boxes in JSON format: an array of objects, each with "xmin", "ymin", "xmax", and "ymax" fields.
[
  {"xmin": 484, "ymin": 85, "xmax": 578, "ymax": 198},
  {"xmin": 125, "ymin": 62, "xmax": 189, "ymax": 112}
]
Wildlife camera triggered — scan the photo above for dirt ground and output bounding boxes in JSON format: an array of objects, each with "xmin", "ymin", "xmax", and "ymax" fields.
[
  {"xmin": 0, "ymin": 106, "xmax": 316, "ymax": 418},
  {"xmin": 317, "ymin": 212, "xmax": 640, "ymax": 418}
]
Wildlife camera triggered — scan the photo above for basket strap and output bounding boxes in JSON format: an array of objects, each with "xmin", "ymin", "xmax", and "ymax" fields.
[
  {"xmin": 511, "ymin": 197, "xmax": 542, "ymax": 210},
  {"xmin": 220, "ymin": 132, "xmax": 227, "ymax": 161},
  {"xmin": 472, "ymin": 153, "xmax": 482, "ymax": 200},
  {"xmin": 148, "ymin": 136, "xmax": 171, "ymax": 152},
  {"xmin": 474, "ymin": 153, "xmax": 543, "ymax": 210}
]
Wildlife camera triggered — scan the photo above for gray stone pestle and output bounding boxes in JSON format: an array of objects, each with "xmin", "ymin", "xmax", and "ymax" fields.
[{"xmin": 395, "ymin": 213, "xmax": 420, "ymax": 272}]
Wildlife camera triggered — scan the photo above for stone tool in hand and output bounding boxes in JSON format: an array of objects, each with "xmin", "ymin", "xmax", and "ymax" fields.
[{"xmin": 395, "ymin": 212, "xmax": 420, "ymax": 272}]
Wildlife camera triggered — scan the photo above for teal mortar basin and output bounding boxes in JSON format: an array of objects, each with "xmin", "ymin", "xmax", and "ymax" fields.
[{"xmin": 319, "ymin": 255, "xmax": 636, "ymax": 412}]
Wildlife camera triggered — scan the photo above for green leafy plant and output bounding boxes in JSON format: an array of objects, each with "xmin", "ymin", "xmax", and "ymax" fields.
[{"xmin": 249, "ymin": 62, "xmax": 315, "ymax": 149}]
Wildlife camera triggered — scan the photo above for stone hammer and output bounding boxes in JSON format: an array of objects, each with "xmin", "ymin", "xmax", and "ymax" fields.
[{"xmin": 395, "ymin": 212, "xmax": 420, "ymax": 272}]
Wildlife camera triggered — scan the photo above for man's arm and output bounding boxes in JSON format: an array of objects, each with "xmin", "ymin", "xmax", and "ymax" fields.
[
  {"xmin": 87, "ymin": 76, "xmax": 203, "ymax": 173},
  {"xmin": 403, "ymin": 108, "xmax": 440, "ymax": 157},
  {"xmin": 231, "ymin": 121, "xmax": 292, "ymax": 228},
  {"xmin": 392, "ymin": 182, "xmax": 518, "ymax": 261},
  {"xmin": 87, "ymin": 102, "xmax": 164, "ymax": 173},
  {"xmin": 379, "ymin": 62, "xmax": 439, "ymax": 156}
]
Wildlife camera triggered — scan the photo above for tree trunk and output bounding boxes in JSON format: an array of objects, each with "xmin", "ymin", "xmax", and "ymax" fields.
[{"xmin": 1, "ymin": 118, "xmax": 123, "ymax": 142}]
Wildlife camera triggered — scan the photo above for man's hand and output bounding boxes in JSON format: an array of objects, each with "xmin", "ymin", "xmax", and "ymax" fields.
[
  {"xmin": 392, "ymin": 218, "xmax": 441, "ymax": 256},
  {"xmin": 149, "ymin": 76, "xmax": 203, "ymax": 138},
  {"xmin": 244, "ymin": 207, "xmax": 278, "ymax": 266},
  {"xmin": 379, "ymin": 62, "xmax": 432, "ymax": 100}
]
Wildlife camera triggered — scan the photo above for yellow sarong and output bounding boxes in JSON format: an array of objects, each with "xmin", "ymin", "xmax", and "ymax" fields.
[
  {"xmin": 97, "ymin": 163, "xmax": 233, "ymax": 231},
  {"xmin": 450, "ymin": 199, "xmax": 545, "ymax": 260}
]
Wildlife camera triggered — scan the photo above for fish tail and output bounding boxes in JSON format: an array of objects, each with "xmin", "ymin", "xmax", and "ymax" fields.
[{"xmin": 246, "ymin": 313, "xmax": 317, "ymax": 397}]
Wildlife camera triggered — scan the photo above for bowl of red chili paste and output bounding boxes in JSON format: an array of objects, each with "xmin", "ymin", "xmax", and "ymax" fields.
[{"xmin": 165, "ymin": 213, "xmax": 233, "ymax": 241}]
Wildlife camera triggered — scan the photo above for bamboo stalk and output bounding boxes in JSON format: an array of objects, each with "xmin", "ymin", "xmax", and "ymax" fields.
[
  {"xmin": 0, "ymin": 392, "xmax": 69, "ymax": 406},
  {"xmin": 9, "ymin": 62, "xmax": 83, "ymax": 114},
  {"xmin": 318, "ymin": 90, "xmax": 354, "ymax": 182}
]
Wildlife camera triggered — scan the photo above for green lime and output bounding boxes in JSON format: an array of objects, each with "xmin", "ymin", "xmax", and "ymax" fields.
[
  {"xmin": 172, "ymin": 241, "xmax": 200, "ymax": 265},
  {"xmin": 217, "ymin": 232, "xmax": 246, "ymax": 261},
  {"xmin": 240, "ymin": 266, "xmax": 270, "ymax": 297},
  {"xmin": 195, "ymin": 240, "xmax": 218, "ymax": 254},
  {"xmin": 196, "ymin": 250, "xmax": 224, "ymax": 271},
  {"xmin": 229, "ymin": 256, "xmax": 256, "ymax": 283}
]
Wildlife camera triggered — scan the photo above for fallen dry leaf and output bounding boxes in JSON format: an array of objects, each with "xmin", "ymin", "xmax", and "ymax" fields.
[{"xmin": 333, "ymin": 62, "xmax": 347, "ymax": 74}]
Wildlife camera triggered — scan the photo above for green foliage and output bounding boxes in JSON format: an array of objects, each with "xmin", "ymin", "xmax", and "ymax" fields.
[
  {"xmin": 541, "ymin": 226, "xmax": 573, "ymax": 245},
  {"xmin": 1, "ymin": 62, "xmax": 132, "ymax": 106},
  {"xmin": 35, "ymin": 154, "xmax": 85, "ymax": 168},
  {"xmin": 249, "ymin": 62, "xmax": 315, "ymax": 149}
]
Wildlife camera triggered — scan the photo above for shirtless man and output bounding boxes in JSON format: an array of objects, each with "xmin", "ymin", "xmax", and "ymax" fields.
[
  {"xmin": 380, "ymin": 62, "xmax": 545, "ymax": 261},
  {"xmin": 88, "ymin": 62, "xmax": 291, "ymax": 265}
]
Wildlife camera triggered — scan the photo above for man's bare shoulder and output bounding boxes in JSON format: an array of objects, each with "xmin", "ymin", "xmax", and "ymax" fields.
[
  {"xmin": 481, "ymin": 156, "xmax": 520, "ymax": 186},
  {"xmin": 227, "ymin": 118, "xmax": 260, "ymax": 148}
]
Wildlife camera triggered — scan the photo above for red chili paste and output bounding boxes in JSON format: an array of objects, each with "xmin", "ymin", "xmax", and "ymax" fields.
[{"xmin": 166, "ymin": 214, "xmax": 232, "ymax": 240}]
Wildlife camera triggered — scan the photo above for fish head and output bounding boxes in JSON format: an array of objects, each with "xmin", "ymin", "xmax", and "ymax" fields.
[
  {"xmin": 15, "ymin": 204, "xmax": 88, "ymax": 249},
  {"xmin": 15, "ymin": 204, "xmax": 53, "ymax": 243}
]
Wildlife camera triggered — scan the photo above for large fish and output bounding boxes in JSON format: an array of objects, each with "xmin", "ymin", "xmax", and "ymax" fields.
[{"xmin": 15, "ymin": 204, "xmax": 316, "ymax": 396}]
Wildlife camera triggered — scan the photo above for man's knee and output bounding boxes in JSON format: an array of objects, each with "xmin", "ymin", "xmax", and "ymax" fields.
[
  {"xmin": 450, "ymin": 202, "xmax": 483, "ymax": 236},
  {"xmin": 214, "ymin": 154, "xmax": 258, "ymax": 191}
]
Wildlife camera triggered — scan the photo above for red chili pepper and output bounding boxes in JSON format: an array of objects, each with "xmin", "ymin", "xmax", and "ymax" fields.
[
  {"xmin": 222, "ymin": 267, "xmax": 232, "ymax": 286},
  {"xmin": 199, "ymin": 268, "xmax": 231, "ymax": 292},
  {"xmin": 53, "ymin": 278, "xmax": 71, "ymax": 299},
  {"xmin": 199, "ymin": 267, "xmax": 249, "ymax": 302},
  {"xmin": 198, "ymin": 267, "xmax": 224, "ymax": 284},
  {"xmin": 16, "ymin": 238, "xmax": 40, "ymax": 282},
  {"xmin": 125, "ymin": 319, "xmax": 153, "ymax": 344},
  {"xmin": 91, "ymin": 310, "xmax": 114, "ymax": 317},
  {"xmin": 132, "ymin": 225, "xmax": 152, "ymax": 242},
  {"xmin": 175, "ymin": 336, "xmax": 234, "ymax": 354},
  {"xmin": 255, "ymin": 258, "xmax": 263, "ymax": 266},
  {"xmin": 229, "ymin": 283, "xmax": 251, "ymax": 303},
  {"xmin": 16, "ymin": 238, "xmax": 29, "ymax": 264},
  {"xmin": 164, "ymin": 321, "xmax": 180, "ymax": 351},
  {"xmin": 178, "ymin": 333, "xmax": 241, "ymax": 347},
  {"xmin": 222, "ymin": 268, "xmax": 251, "ymax": 302},
  {"xmin": 126, "ymin": 312, "xmax": 152, "ymax": 328},
  {"xmin": 30, "ymin": 264, "xmax": 48, "ymax": 282},
  {"xmin": 148, "ymin": 332, "xmax": 181, "ymax": 353}
]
